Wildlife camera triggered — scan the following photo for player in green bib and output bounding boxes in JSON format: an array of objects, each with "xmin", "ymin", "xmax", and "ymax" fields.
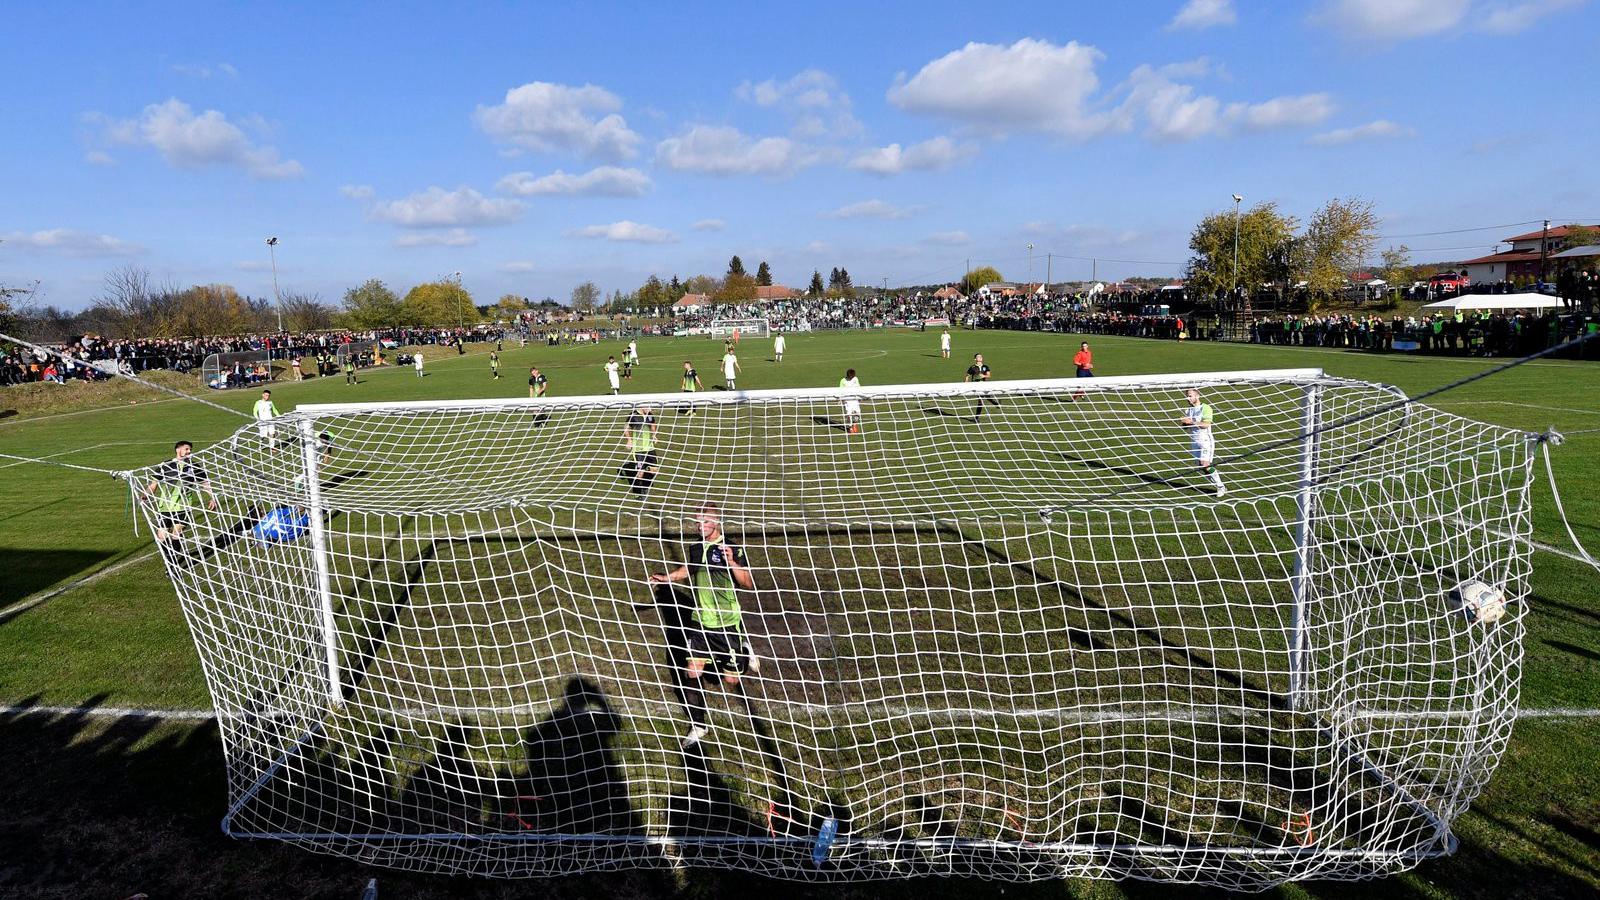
[
  {"xmin": 679, "ymin": 359, "xmax": 703, "ymax": 417},
  {"xmin": 144, "ymin": 439, "xmax": 219, "ymax": 556},
  {"xmin": 649, "ymin": 501, "xmax": 757, "ymax": 745},
  {"xmin": 622, "ymin": 404, "xmax": 659, "ymax": 495}
]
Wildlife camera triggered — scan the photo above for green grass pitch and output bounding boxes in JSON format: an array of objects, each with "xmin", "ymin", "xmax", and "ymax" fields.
[{"xmin": 1, "ymin": 328, "xmax": 1597, "ymax": 897}]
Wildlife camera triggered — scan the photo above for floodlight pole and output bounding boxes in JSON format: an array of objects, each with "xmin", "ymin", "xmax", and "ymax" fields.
[
  {"xmin": 1231, "ymin": 195, "xmax": 1243, "ymax": 301},
  {"xmin": 266, "ymin": 237, "xmax": 283, "ymax": 333}
]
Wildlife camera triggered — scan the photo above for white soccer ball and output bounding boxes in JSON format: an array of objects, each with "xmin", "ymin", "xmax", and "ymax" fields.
[{"xmin": 1457, "ymin": 580, "xmax": 1507, "ymax": 624}]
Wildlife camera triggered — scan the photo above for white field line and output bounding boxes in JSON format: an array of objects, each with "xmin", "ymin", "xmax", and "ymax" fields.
[
  {"xmin": 0, "ymin": 440, "xmax": 171, "ymax": 471},
  {"xmin": 0, "ymin": 547, "xmax": 160, "ymax": 623},
  {"xmin": 1431, "ymin": 399, "xmax": 1600, "ymax": 417},
  {"xmin": 0, "ymin": 395, "xmax": 185, "ymax": 425},
  {"xmin": 5, "ymin": 701, "xmax": 1597, "ymax": 724}
]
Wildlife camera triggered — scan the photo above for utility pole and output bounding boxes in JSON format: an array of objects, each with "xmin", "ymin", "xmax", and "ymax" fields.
[
  {"xmin": 1046, "ymin": 253, "xmax": 1052, "ymax": 291},
  {"xmin": 265, "ymin": 237, "xmax": 283, "ymax": 333},
  {"xmin": 1539, "ymin": 218, "xmax": 1550, "ymax": 283},
  {"xmin": 1027, "ymin": 243, "xmax": 1035, "ymax": 284}
]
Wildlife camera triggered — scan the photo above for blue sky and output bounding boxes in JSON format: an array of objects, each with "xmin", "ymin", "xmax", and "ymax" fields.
[{"xmin": 3, "ymin": 0, "xmax": 1597, "ymax": 310}]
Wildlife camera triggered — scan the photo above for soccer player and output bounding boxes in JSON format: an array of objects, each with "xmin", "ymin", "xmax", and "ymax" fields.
[
  {"xmin": 940, "ymin": 328, "xmax": 952, "ymax": 359},
  {"xmin": 1074, "ymin": 341, "xmax": 1094, "ymax": 377},
  {"xmin": 722, "ymin": 346, "xmax": 741, "ymax": 391},
  {"xmin": 648, "ymin": 501, "xmax": 757, "ymax": 746},
  {"xmin": 773, "ymin": 332, "xmax": 785, "ymax": 363},
  {"xmin": 344, "ymin": 356, "xmax": 358, "ymax": 385},
  {"xmin": 839, "ymin": 367, "xmax": 862, "ymax": 434},
  {"xmin": 627, "ymin": 339, "xmax": 639, "ymax": 368},
  {"xmin": 490, "ymin": 351, "xmax": 501, "ymax": 380},
  {"xmin": 253, "ymin": 389, "xmax": 281, "ymax": 445},
  {"xmin": 964, "ymin": 353, "xmax": 995, "ymax": 421},
  {"xmin": 528, "ymin": 365, "xmax": 548, "ymax": 398},
  {"xmin": 623, "ymin": 404, "xmax": 660, "ymax": 495},
  {"xmin": 145, "ymin": 440, "xmax": 218, "ymax": 553},
  {"xmin": 1180, "ymin": 388, "xmax": 1227, "ymax": 498},
  {"xmin": 605, "ymin": 355, "xmax": 622, "ymax": 395},
  {"xmin": 621, "ymin": 352, "xmax": 634, "ymax": 381},
  {"xmin": 680, "ymin": 360, "xmax": 702, "ymax": 416},
  {"xmin": 413, "ymin": 350, "xmax": 425, "ymax": 378}
]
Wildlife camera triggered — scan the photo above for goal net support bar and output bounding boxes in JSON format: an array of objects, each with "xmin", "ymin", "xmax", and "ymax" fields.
[{"xmin": 138, "ymin": 367, "xmax": 1529, "ymax": 887}]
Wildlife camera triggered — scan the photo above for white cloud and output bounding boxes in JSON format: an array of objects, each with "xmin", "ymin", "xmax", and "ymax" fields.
[
  {"xmin": 88, "ymin": 98, "xmax": 303, "ymax": 179},
  {"xmin": 889, "ymin": 39, "xmax": 1330, "ymax": 143},
  {"xmin": 849, "ymin": 136, "xmax": 977, "ymax": 176},
  {"xmin": 369, "ymin": 187, "xmax": 522, "ymax": 228},
  {"xmin": 1311, "ymin": 0, "xmax": 1579, "ymax": 38},
  {"xmin": 84, "ymin": 150, "xmax": 116, "ymax": 166},
  {"xmin": 692, "ymin": 219, "xmax": 726, "ymax": 231},
  {"xmin": 572, "ymin": 220, "xmax": 677, "ymax": 243},
  {"xmin": 888, "ymin": 39, "xmax": 1112, "ymax": 139},
  {"xmin": 495, "ymin": 166, "xmax": 651, "ymax": 197},
  {"xmin": 925, "ymin": 230, "xmax": 971, "ymax": 246},
  {"xmin": 1308, "ymin": 119, "xmax": 1415, "ymax": 145},
  {"xmin": 393, "ymin": 229, "xmax": 478, "ymax": 248},
  {"xmin": 171, "ymin": 61, "xmax": 238, "ymax": 79},
  {"xmin": 1169, "ymin": 0, "xmax": 1237, "ymax": 29},
  {"xmin": 736, "ymin": 69, "xmax": 863, "ymax": 139},
  {"xmin": 656, "ymin": 125, "xmax": 818, "ymax": 177},
  {"xmin": 824, "ymin": 199, "xmax": 915, "ymax": 220},
  {"xmin": 501, "ymin": 261, "xmax": 538, "ymax": 273},
  {"xmin": 1120, "ymin": 64, "xmax": 1333, "ymax": 141},
  {"xmin": 2, "ymin": 229, "xmax": 144, "ymax": 257},
  {"xmin": 474, "ymin": 82, "xmax": 642, "ymax": 160},
  {"xmin": 339, "ymin": 184, "xmax": 374, "ymax": 200}
]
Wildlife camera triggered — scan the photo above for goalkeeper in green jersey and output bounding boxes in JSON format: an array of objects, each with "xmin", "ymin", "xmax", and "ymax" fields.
[
  {"xmin": 622, "ymin": 404, "xmax": 659, "ymax": 495},
  {"xmin": 649, "ymin": 501, "xmax": 757, "ymax": 746}
]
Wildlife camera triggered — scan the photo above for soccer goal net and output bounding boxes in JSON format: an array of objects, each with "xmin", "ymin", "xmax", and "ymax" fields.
[
  {"xmin": 131, "ymin": 368, "xmax": 1531, "ymax": 887},
  {"xmin": 334, "ymin": 341, "xmax": 380, "ymax": 369},
  {"xmin": 707, "ymin": 318, "xmax": 770, "ymax": 338}
]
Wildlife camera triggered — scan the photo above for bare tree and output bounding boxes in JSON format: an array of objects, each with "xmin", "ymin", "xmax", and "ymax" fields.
[
  {"xmin": 279, "ymin": 291, "xmax": 335, "ymax": 331},
  {"xmin": 570, "ymin": 281, "xmax": 600, "ymax": 312}
]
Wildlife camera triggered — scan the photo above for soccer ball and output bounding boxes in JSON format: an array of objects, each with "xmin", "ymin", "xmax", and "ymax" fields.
[{"xmin": 1455, "ymin": 580, "xmax": 1507, "ymax": 624}]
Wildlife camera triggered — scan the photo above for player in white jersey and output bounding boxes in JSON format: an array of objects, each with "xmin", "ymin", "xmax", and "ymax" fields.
[
  {"xmin": 1179, "ymin": 388, "xmax": 1226, "ymax": 498},
  {"xmin": 940, "ymin": 328, "xmax": 951, "ymax": 359},
  {"xmin": 413, "ymin": 351, "xmax": 425, "ymax": 378},
  {"xmin": 722, "ymin": 349, "xmax": 741, "ymax": 390},
  {"xmin": 839, "ymin": 368, "xmax": 862, "ymax": 434},
  {"xmin": 773, "ymin": 332, "xmax": 786, "ymax": 363},
  {"xmin": 252, "ymin": 389, "xmax": 280, "ymax": 446},
  {"xmin": 627, "ymin": 340, "xmax": 639, "ymax": 367},
  {"xmin": 604, "ymin": 356, "xmax": 621, "ymax": 395}
]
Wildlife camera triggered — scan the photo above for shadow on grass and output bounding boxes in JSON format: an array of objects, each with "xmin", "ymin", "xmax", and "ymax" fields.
[{"xmin": 0, "ymin": 547, "xmax": 118, "ymax": 609}]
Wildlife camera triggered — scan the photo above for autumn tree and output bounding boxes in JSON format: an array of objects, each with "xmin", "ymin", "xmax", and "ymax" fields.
[
  {"xmin": 959, "ymin": 266, "xmax": 1004, "ymax": 295},
  {"xmin": 342, "ymin": 279, "xmax": 404, "ymax": 328},
  {"xmin": 1295, "ymin": 197, "xmax": 1380, "ymax": 308},
  {"xmin": 1185, "ymin": 201, "xmax": 1299, "ymax": 299},
  {"xmin": 570, "ymin": 281, "xmax": 600, "ymax": 312},
  {"xmin": 403, "ymin": 279, "xmax": 476, "ymax": 326}
]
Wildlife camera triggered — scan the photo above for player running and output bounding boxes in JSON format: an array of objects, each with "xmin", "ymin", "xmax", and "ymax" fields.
[
  {"xmin": 648, "ymin": 501, "xmax": 758, "ymax": 747},
  {"xmin": 964, "ymin": 353, "xmax": 995, "ymax": 421},
  {"xmin": 145, "ymin": 439, "xmax": 219, "ymax": 556},
  {"xmin": 605, "ymin": 356, "xmax": 622, "ymax": 395},
  {"xmin": 528, "ymin": 366, "xmax": 548, "ymax": 398},
  {"xmin": 839, "ymin": 368, "xmax": 863, "ymax": 434},
  {"xmin": 1180, "ymin": 388, "xmax": 1227, "ymax": 498},
  {"xmin": 773, "ymin": 332, "xmax": 786, "ymax": 363},
  {"xmin": 940, "ymin": 328, "xmax": 952, "ymax": 359},
  {"xmin": 623, "ymin": 404, "xmax": 660, "ymax": 495},
  {"xmin": 721, "ymin": 347, "xmax": 741, "ymax": 391},
  {"xmin": 1073, "ymin": 341, "xmax": 1094, "ymax": 377},
  {"xmin": 680, "ymin": 360, "xmax": 703, "ymax": 416}
]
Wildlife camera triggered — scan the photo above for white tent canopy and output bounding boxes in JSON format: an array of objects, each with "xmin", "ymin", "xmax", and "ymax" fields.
[{"xmin": 1422, "ymin": 292, "xmax": 1565, "ymax": 311}]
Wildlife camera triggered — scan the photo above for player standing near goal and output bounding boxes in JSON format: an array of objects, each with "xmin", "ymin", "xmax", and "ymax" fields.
[
  {"xmin": 1180, "ymin": 388, "xmax": 1227, "ymax": 498},
  {"xmin": 528, "ymin": 366, "xmax": 548, "ymax": 398},
  {"xmin": 605, "ymin": 356, "xmax": 622, "ymax": 395},
  {"xmin": 940, "ymin": 328, "xmax": 952, "ymax": 359},
  {"xmin": 964, "ymin": 353, "xmax": 996, "ymax": 421},
  {"xmin": 722, "ymin": 346, "xmax": 741, "ymax": 391},
  {"xmin": 680, "ymin": 360, "xmax": 702, "ymax": 416},
  {"xmin": 839, "ymin": 368, "xmax": 863, "ymax": 434},
  {"xmin": 145, "ymin": 440, "xmax": 218, "ymax": 556},
  {"xmin": 623, "ymin": 404, "xmax": 660, "ymax": 495},
  {"xmin": 773, "ymin": 332, "xmax": 786, "ymax": 363},
  {"xmin": 649, "ymin": 501, "xmax": 757, "ymax": 746},
  {"xmin": 413, "ymin": 350, "xmax": 425, "ymax": 378},
  {"xmin": 253, "ymin": 389, "xmax": 281, "ymax": 446}
]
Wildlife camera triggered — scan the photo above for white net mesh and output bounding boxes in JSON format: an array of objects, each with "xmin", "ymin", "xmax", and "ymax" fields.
[{"xmin": 132, "ymin": 368, "xmax": 1531, "ymax": 887}]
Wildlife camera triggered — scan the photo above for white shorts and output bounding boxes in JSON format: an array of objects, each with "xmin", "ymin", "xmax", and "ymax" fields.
[
  {"xmin": 258, "ymin": 423, "xmax": 277, "ymax": 443},
  {"xmin": 1190, "ymin": 432, "xmax": 1215, "ymax": 464},
  {"xmin": 843, "ymin": 399, "xmax": 861, "ymax": 417}
]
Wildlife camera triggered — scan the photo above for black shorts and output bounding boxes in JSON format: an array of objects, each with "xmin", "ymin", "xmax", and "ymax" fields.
[
  {"xmin": 633, "ymin": 451, "xmax": 658, "ymax": 469},
  {"xmin": 157, "ymin": 511, "xmax": 190, "ymax": 531},
  {"xmin": 688, "ymin": 626, "xmax": 748, "ymax": 676}
]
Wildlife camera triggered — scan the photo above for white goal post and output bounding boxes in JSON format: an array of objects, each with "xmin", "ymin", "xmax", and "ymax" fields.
[
  {"xmin": 706, "ymin": 317, "xmax": 770, "ymax": 338},
  {"xmin": 134, "ymin": 368, "xmax": 1531, "ymax": 887}
]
